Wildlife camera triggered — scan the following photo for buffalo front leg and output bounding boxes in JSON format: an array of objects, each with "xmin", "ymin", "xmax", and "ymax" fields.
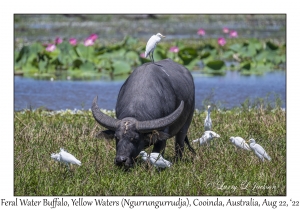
[{"xmin": 152, "ymin": 139, "xmax": 166, "ymax": 156}]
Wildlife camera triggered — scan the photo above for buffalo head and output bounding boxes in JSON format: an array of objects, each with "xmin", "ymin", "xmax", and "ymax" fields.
[{"xmin": 91, "ymin": 96, "xmax": 184, "ymax": 168}]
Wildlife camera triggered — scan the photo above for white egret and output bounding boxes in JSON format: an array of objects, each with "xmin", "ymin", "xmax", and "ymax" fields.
[
  {"xmin": 192, "ymin": 130, "xmax": 220, "ymax": 146},
  {"xmin": 140, "ymin": 151, "xmax": 149, "ymax": 162},
  {"xmin": 51, "ymin": 148, "xmax": 81, "ymax": 168},
  {"xmin": 139, "ymin": 151, "xmax": 172, "ymax": 168},
  {"xmin": 248, "ymin": 139, "xmax": 271, "ymax": 161},
  {"xmin": 145, "ymin": 33, "xmax": 166, "ymax": 63},
  {"xmin": 229, "ymin": 136, "xmax": 251, "ymax": 151},
  {"xmin": 204, "ymin": 105, "xmax": 212, "ymax": 131},
  {"xmin": 51, "ymin": 153, "xmax": 61, "ymax": 162}
]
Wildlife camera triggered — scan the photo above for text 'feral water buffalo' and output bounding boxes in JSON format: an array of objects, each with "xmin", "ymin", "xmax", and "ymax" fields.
[{"xmin": 92, "ymin": 59, "xmax": 195, "ymax": 168}]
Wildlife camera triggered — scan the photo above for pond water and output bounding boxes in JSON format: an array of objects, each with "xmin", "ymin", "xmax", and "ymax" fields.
[{"xmin": 14, "ymin": 70, "xmax": 286, "ymax": 111}]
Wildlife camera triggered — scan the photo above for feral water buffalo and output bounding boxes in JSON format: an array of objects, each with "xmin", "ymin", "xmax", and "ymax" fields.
[{"xmin": 92, "ymin": 58, "xmax": 195, "ymax": 168}]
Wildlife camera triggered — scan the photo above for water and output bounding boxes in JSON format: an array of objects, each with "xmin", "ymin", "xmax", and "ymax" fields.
[
  {"xmin": 14, "ymin": 71, "xmax": 286, "ymax": 111},
  {"xmin": 14, "ymin": 14, "xmax": 286, "ymax": 44}
]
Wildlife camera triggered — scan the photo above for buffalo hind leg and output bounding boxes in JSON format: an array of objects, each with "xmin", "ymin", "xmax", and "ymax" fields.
[
  {"xmin": 175, "ymin": 130, "xmax": 186, "ymax": 160},
  {"xmin": 184, "ymin": 136, "xmax": 196, "ymax": 154},
  {"xmin": 175, "ymin": 133, "xmax": 196, "ymax": 161},
  {"xmin": 175, "ymin": 106, "xmax": 196, "ymax": 159}
]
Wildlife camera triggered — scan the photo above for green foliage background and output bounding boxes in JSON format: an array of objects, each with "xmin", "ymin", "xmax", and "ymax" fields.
[{"xmin": 14, "ymin": 14, "xmax": 286, "ymax": 80}]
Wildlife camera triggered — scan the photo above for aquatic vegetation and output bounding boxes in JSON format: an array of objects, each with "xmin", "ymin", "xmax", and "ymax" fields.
[{"xmin": 14, "ymin": 31, "xmax": 286, "ymax": 80}]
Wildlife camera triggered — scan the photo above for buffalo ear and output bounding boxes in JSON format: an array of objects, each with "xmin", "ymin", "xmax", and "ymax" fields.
[
  {"xmin": 156, "ymin": 131, "xmax": 170, "ymax": 140},
  {"xmin": 95, "ymin": 130, "xmax": 115, "ymax": 140},
  {"xmin": 146, "ymin": 130, "xmax": 170, "ymax": 143}
]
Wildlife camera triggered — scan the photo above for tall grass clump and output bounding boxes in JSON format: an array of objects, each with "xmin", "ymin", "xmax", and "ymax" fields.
[{"xmin": 14, "ymin": 98, "xmax": 286, "ymax": 196}]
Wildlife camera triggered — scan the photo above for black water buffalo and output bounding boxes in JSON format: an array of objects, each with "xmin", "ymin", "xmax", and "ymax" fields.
[{"xmin": 92, "ymin": 59, "xmax": 195, "ymax": 168}]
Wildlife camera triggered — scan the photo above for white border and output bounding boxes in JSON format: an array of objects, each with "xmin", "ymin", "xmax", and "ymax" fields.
[{"xmin": 4, "ymin": 1, "xmax": 299, "ymax": 209}]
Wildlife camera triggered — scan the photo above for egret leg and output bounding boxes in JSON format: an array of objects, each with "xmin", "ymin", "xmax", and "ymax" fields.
[{"xmin": 151, "ymin": 51, "xmax": 154, "ymax": 63}]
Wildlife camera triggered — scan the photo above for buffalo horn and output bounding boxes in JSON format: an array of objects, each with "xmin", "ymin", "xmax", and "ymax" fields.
[
  {"xmin": 136, "ymin": 101, "xmax": 184, "ymax": 132},
  {"xmin": 92, "ymin": 96, "xmax": 119, "ymax": 131}
]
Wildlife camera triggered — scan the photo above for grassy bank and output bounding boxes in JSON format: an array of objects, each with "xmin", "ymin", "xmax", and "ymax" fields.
[{"xmin": 14, "ymin": 104, "xmax": 286, "ymax": 196}]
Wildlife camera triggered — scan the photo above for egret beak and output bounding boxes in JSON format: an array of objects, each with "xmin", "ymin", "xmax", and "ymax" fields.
[
  {"xmin": 246, "ymin": 140, "xmax": 250, "ymax": 143},
  {"xmin": 162, "ymin": 35, "xmax": 166, "ymax": 38}
]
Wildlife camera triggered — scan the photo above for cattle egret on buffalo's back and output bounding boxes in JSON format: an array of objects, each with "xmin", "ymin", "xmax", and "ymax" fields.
[
  {"xmin": 192, "ymin": 130, "xmax": 220, "ymax": 146},
  {"xmin": 51, "ymin": 148, "xmax": 81, "ymax": 169},
  {"xmin": 229, "ymin": 136, "xmax": 251, "ymax": 151},
  {"xmin": 139, "ymin": 151, "xmax": 172, "ymax": 168},
  {"xmin": 204, "ymin": 105, "xmax": 212, "ymax": 131},
  {"xmin": 145, "ymin": 33, "xmax": 166, "ymax": 63},
  {"xmin": 247, "ymin": 138, "xmax": 271, "ymax": 161}
]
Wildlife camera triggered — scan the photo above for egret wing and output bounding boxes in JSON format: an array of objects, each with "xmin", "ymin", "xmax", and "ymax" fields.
[
  {"xmin": 254, "ymin": 144, "xmax": 271, "ymax": 161},
  {"xmin": 145, "ymin": 35, "xmax": 156, "ymax": 57},
  {"xmin": 60, "ymin": 150, "xmax": 81, "ymax": 165}
]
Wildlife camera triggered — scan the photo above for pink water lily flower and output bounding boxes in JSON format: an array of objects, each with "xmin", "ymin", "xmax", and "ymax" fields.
[
  {"xmin": 69, "ymin": 38, "xmax": 77, "ymax": 46},
  {"xmin": 218, "ymin": 37, "xmax": 226, "ymax": 46},
  {"xmin": 55, "ymin": 37, "xmax": 63, "ymax": 44},
  {"xmin": 229, "ymin": 30, "xmax": 238, "ymax": 38},
  {"xmin": 88, "ymin": 34, "xmax": 98, "ymax": 41},
  {"xmin": 197, "ymin": 28, "xmax": 206, "ymax": 36},
  {"xmin": 140, "ymin": 52, "xmax": 146, "ymax": 58},
  {"xmin": 169, "ymin": 46, "xmax": 179, "ymax": 53},
  {"xmin": 46, "ymin": 44, "xmax": 56, "ymax": 52},
  {"xmin": 223, "ymin": 27, "xmax": 229, "ymax": 34},
  {"xmin": 84, "ymin": 38, "xmax": 94, "ymax": 46}
]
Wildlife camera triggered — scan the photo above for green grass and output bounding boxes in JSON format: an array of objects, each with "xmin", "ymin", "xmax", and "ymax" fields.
[{"xmin": 14, "ymin": 103, "xmax": 286, "ymax": 196}]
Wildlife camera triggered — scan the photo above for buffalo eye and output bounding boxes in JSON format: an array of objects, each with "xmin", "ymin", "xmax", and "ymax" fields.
[{"xmin": 130, "ymin": 136, "xmax": 139, "ymax": 142}]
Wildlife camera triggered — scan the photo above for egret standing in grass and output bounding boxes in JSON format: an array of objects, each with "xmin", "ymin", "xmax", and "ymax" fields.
[
  {"xmin": 139, "ymin": 151, "xmax": 172, "ymax": 168},
  {"xmin": 204, "ymin": 105, "xmax": 212, "ymax": 131},
  {"xmin": 51, "ymin": 148, "xmax": 81, "ymax": 169},
  {"xmin": 229, "ymin": 136, "xmax": 251, "ymax": 151},
  {"xmin": 145, "ymin": 33, "xmax": 166, "ymax": 63},
  {"xmin": 192, "ymin": 130, "xmax": 220, "ymax": 146},
  {"xmin": 247, "ymin": 139, "xmax": 271, "ymax": 161}
]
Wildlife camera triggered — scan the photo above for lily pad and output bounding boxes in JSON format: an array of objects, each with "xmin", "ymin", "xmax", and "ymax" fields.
[
  {"xmin": 178, "ymin": 47, "xmax": 198, "ymax": 65},
  {"xmin": 229, "ymin": 43, "xmax": 242, "ymax": 52},
  {"xmin": 241, "ymin": 62, "xmax": 251, "ymax": 70},
  {"xmin": 206, "ymin": 60, "xmax": 225, "ymax": 70},
  {"xmin": 80, "ymin": 61, "xmax": 96, "ymax": 71},
  {"xmin": 200, "ymin": 51, "xmax": 211, "ymax": 59},
  {"xmin": 266, "ymin": 41, "xmax": 279, "ymax": 51},
  {"xmin": 112, "ymin": 60, "xmax": 132, "ymax": 76},
  {"xmin": 75, "ymin": 44, "xmax": 95, "ymax": 61}
]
